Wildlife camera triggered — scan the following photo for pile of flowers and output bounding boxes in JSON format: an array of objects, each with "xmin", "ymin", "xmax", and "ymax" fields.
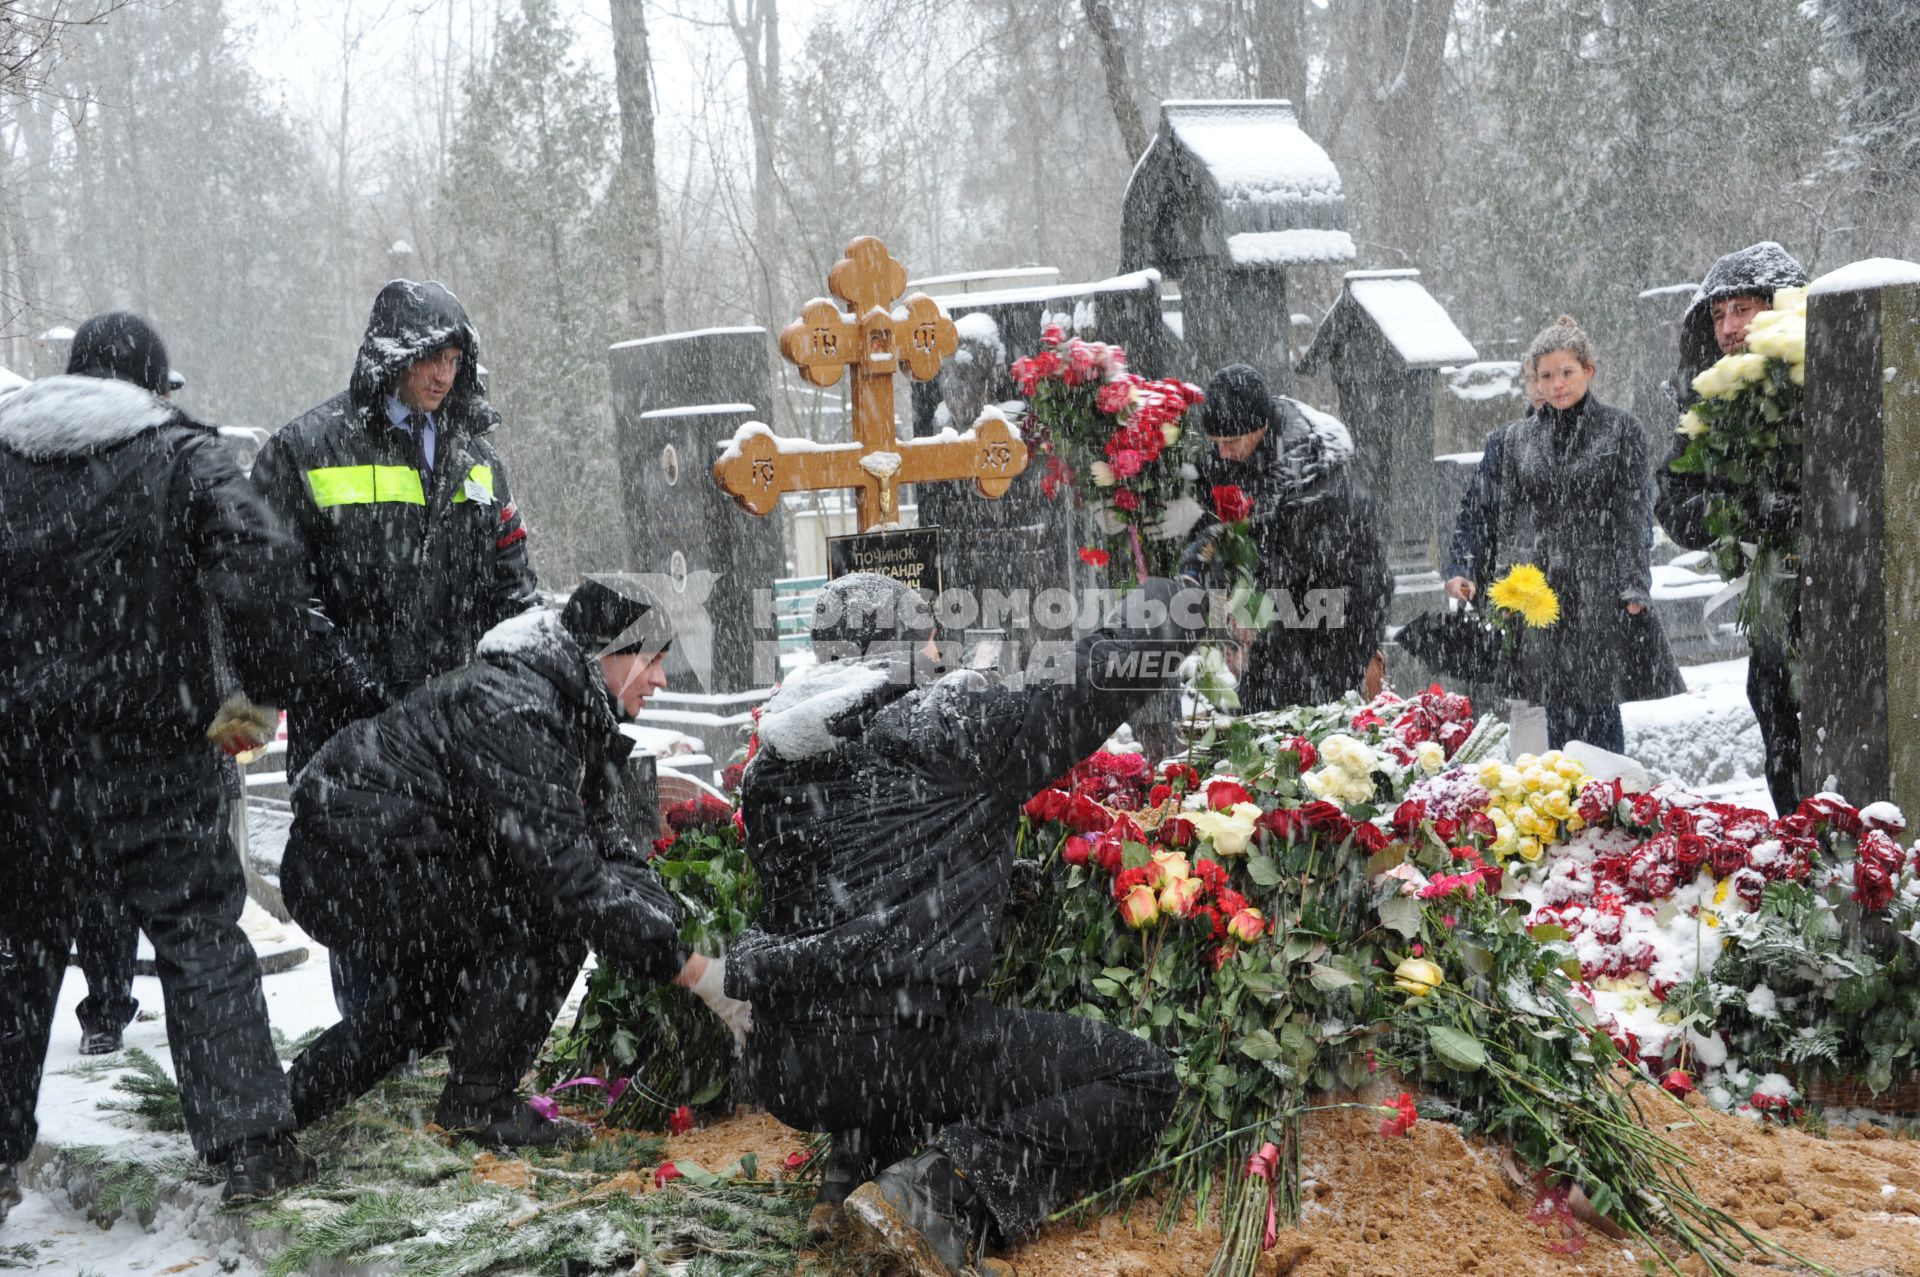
[
  {"xmin": 1671, "ymin": 285, "xmax": 1808, "ymax": 642},
  {"xmin": 1012, "ymin": 325, "xmax": 1204, "ymax": 584},
  {"xmin": 1002, "ymin": 682, "xmax": 1918, "ymax": 1275},
  {"xmin": 543, "ymin": 770, "xmax": 757, "ymax": 1130}
]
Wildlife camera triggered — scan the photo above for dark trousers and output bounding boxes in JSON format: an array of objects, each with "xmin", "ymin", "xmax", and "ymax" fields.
[
  {"xmin": 1546, "ymin": 704, "xmax": 1626, "ymax": 754},
  {"xmin": 0, "ymin": 746, "xmax": 294, "ymax": 1164},
  {"xmin": 1748, "ymin": 629, "xmax": 1802, "ymax": 815},
  {"xmin": 73, "ymin": 895, "xmax": 140, "ymax": 1037},
  {"xmin": 746, "ymin": 1002, "xmax": 1178, "ymax": 1242},
  {"xmin": 287, "ymin": 903, "xmax": 587, "ymax": 1127}
]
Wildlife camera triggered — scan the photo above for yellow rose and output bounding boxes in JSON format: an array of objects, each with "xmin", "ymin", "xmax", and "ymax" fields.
[
  {"xmin": 1553, "ymin": 757, "xmax": 1585, "ymax": 780},
  {"xmin": 1393, "ymin": 957, "xmax": 1445, "ymax": 997},
  {"xmin": 1542, "ymin": 791, "xmax": 1573, "ymax": 822},
  {"xmin": 1516, "ymin": 837, "xmax": 1543, "ymax": 862},
  {"xmin": 1772, "ymin": 285, "xmax": 1808, "ymax": 314},
  {"xmin": 1161, "ymin": 422, "xmax": 1181, "ymax": 448},
  {"xmin": 1515, "ymin": 754, "xmax": 1540, "ymax": 770},
  {"xmin": 1535, "ymin": 819, "xmax": 1559, "ymax": 844},
  {"xmin": 1090, "ymin": 461, "xmax": 1117, "ymax": 488},
  {"xmin": 1416, "ymin": 740, "xmax": 1447, "ymax": 774},
  {"xmin": 1511, "ymin": 808, "xmax": 1537, "ymax": 836},
  {"xmin": 1477, "ymin": 762, "xmax": 1504, "ymax": 790},
  {"xmin": 1676, "ymin": 410, "xmax": 1708, "ymax": 439},
  {"xmin": 1565, "ymin": 814, "xmax": 1588, "ymax": 834},
  {"xmin": 1788, "ymin": 361, "xmax": 1805, "ymax": 386}
]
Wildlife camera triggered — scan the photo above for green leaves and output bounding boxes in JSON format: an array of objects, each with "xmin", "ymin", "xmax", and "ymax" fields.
[
  {"xmin": 1426, "ymin": 1024, "xmax": 1488, "ymax": 1073},
  {"xmin": 1377, "ymin": 894, "xmax": 1422, "ymax": 939}
]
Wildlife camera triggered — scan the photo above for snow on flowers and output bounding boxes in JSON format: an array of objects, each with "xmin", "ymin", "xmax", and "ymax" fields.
[{"xmin": 1013, "ymin": 326, "xmax": 1204, "ymax": 583}]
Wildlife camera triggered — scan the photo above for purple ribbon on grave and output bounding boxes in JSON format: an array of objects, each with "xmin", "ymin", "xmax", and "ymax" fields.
[
  {"xmin": 528, "ymin": 1074, "xmax": 632, "ymax": 1124},
  {"xmin": 1126, "ymin": 522, "xmax": 1150, "ymax": 585}
]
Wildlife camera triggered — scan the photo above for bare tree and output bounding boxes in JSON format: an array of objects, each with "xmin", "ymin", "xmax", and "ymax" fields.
[
  {"xmin": 1080, "ymin": 0, "xmax": 1149, "ymax": 161},
  {"xmin": 725, "ymin": 0, "xmax": 781, "ymax": 321},
  {"xmin": 609, "ymin": 0, "xmax": 665, "ymax": 333},
  {"xmin": 1249, "ymin": 0, "xmax": 1307, "ymax": 116}
]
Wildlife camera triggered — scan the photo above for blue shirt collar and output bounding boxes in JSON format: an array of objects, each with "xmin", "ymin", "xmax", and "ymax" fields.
[{"xmin": 385, "ymin": 395, "xmax": 433, "ymax": 432}]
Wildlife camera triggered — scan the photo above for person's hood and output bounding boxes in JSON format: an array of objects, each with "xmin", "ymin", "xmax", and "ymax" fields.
[
  {"xmin": 1678, "ymin": 242, "xmax": 1808, "ymax": 383},
  {"xmin": 348, "ymin": 279, "xmax": 495, "ymax": 433},
  {"xmin": 476, "ymin": 608, "xmax": 622, "ymax": 722},
  {"xmin": 0, "ymin": 374, "xmax": 174, "ymax": 460},
  {"xmin": 752, "ymin": 654, "xmax": 916, "ymax": 762}
]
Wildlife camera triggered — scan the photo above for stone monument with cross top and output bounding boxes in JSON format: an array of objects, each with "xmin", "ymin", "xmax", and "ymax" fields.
[{"xmin": 712, "ymin": 236, "xmax": 1030, "ymax": 534}]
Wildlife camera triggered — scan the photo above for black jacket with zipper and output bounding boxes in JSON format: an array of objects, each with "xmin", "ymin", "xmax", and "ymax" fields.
[
  {"xmin": 253, "ymin": 280, "xmax": 538, "ymax": 770},
  {"xmin": 281, "ymin": 610, "xmax": 687, "ymax": 981},
  {"xmin": 0, "ymin": 375, "xmax": 305, "ymax": 752}
]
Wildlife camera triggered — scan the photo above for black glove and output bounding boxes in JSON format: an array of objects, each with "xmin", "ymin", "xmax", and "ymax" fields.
[{"xmin": 1007, "ymin": 857, "xmax": 1044, "ymax": 912}]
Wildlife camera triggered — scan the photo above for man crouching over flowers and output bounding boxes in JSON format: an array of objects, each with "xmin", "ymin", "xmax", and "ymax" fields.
[{"xmin": 727, "ymin": 572, "xmax": 1208, "ymax": 1276}]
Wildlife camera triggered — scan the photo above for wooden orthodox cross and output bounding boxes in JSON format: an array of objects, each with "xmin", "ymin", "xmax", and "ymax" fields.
[{"xmin": 712, "ymin": 236, "xmax": 1028, "ymax": 533}]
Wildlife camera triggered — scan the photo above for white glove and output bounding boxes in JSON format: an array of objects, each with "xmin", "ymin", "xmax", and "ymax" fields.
[
  {"xmin": 689, "ymin": 955, "xmax": 753, "ymax": 1052},
  {"xmin": 1150, "ymin": 495, "xmax": 1205, "ymax": 541}
]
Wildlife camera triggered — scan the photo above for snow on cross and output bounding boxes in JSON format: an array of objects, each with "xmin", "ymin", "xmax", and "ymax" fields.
[{"xmin": 710, "ymin": 235, "xmax": 1029, "ymax": 532}]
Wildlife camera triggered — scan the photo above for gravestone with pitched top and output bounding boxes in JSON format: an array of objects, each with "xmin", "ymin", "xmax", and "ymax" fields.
[
  {"xmin": 1122, "ymin": 99, "xmax": 1354, "ymax": 394},
  {"xmin": 1298, "ymin": 268, "xmax": 1476, "ymax": 579}
]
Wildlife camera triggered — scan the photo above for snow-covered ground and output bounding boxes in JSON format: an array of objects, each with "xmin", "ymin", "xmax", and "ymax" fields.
[
  {"xmin": 1622, "ymin": 657, "xmax": 1771, "ymax": 811},
  {"xmin": 6, "ymin": 901, "xmax": 594, "ymax": 1276}
]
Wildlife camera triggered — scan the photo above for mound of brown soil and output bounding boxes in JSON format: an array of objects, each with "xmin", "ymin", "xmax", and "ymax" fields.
[{"xmin": 609, "ymin": 1100, "xmax": 1920, "ymax": 1276}]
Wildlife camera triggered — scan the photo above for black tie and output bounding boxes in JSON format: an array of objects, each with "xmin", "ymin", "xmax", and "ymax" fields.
[{"xmin": 407, "ymin": 412, "xmax": 433, "ymax": 492}]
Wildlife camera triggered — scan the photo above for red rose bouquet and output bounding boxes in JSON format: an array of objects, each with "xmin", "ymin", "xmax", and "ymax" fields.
[{"xmin": 1013, "ymin": 325, "xmax": 1204, "ymax": 585}]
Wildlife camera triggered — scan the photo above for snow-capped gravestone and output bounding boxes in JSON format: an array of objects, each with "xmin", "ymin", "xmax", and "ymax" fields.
[
  {"xmin": 609, "ymin": 325, "xmax": 783, "ymax": 698},
  {"xmin": 712, "ymin": 236, "xmax": 1030, "ymax": 543},
  {"xmin": 1123, "ymin": 99, "xmax": 1355, "ymax": 394},
  {"xmin": 1298, "ymin": 269, "xmax": 1477, "ymax": 578},
  {"xmin": 1634, "ymin": 283, "xmax": 1697, "ymax": 456},
  {"xmin": 1801, "ymin": 259, "xmax": 1920, "ymax": 819}
]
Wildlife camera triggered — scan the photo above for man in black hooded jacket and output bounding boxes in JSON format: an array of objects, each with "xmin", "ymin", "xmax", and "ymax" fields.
[
  {"xmin": 1654, "ymin": 242, "xmax": 1809, "ymax": 813},
  {"xmin": 0, "ymin": 318, "xmax": 315, "ymax": 1217},
  {"xmin": 252, "ymin": 279, "xmax": 539, "ymax": 775},
  {"xmin": 281, "ymin": 578, "xmax": 748, "ymax": 1146},
  {"xmin": 1179, "ymin": 364, "xmax": 1393, "ymax": 709},
  {"xmin": 254, "ymin": 280, "xmax": 540, "ymax": 1016},
  {"xmin": 731, "ymin": 572, "xmax": 1205, "ymax": 1276}
]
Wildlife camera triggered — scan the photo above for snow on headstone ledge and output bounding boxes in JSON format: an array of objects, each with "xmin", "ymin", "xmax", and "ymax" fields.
[
  {"xmin": 1808, "ymin": 257, "xmax": 1920, "ymax": 296},
  {"xmin": 1228, "ymin": 228, "xmax": 1356, "ymax": 267},
  {"xmin": 1445, "ymin": 361, "xmax": 1522, "ymax": 403}
]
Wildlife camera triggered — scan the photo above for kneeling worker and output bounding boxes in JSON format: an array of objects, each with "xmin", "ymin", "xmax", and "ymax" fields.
[
  {"xmin": 731, "ymin": 573, "xmax": 1205, "ymax": 1275},
  {"xmin": 282, "ymin": 577, "xmax": 749, "ymax": 1146}
]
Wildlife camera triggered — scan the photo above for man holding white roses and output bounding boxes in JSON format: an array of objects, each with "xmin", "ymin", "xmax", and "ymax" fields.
[{"xmin": 1655, "ymin": 242, "xmax": 1809, "ymax": 813}]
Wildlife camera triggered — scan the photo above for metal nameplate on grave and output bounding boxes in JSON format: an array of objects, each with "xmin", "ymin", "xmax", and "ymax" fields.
[{"xmin": 826, "ymin": 526, "xmax": 943, "ymax": 597}]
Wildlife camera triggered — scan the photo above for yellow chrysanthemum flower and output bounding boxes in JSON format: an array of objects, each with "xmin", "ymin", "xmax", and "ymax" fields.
[{"xmin": 1487, "ymin": 564, "xmax": 1560, "ymax": 629}]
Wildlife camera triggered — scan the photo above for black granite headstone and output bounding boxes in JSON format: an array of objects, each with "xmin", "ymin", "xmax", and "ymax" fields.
[
  {"xmin": 608, "ymin": 328, "xmax": 785, "ymax": 697},
  {"xmin": 1801, "ymin": 266, "xmax": 1920, "ymax": 815}
]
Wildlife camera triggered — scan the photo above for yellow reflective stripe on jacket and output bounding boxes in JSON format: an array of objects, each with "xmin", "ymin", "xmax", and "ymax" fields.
[
  {"xmin": 450, "ymin": 464, "xmax": 495, "ymax": 504},
  {"xmin": 306, "ymin": 465, "xmax": 426, "ymax": 508}
]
